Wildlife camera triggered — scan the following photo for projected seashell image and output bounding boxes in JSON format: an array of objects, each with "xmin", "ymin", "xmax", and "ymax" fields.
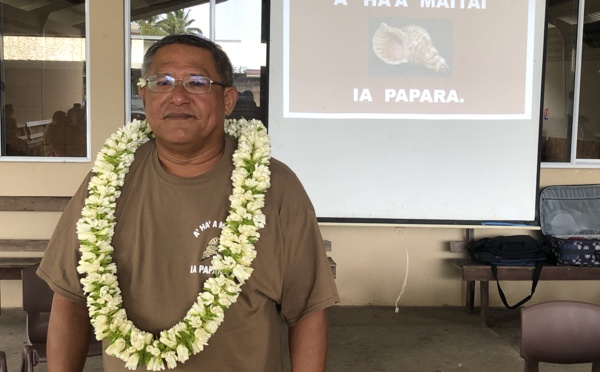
[{"xmin": 372, "ymin": 23, "xmax": 450, "ymax": 74}]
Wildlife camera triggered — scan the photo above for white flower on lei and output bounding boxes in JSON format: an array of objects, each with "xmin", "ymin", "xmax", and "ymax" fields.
[{"xmin": 76, "ymin": 118, "xmax": 271, "ymax": 370}]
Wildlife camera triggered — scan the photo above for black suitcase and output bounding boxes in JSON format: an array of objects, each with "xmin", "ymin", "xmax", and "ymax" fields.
[{"xmin": 540, "ymin": 184, "xmax": 600, "ymax": 266}]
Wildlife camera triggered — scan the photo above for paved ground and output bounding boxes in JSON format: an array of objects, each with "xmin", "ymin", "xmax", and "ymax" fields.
[{"xmin": 0, "ymin": 305, "xmax": 591, "ymax": 371}]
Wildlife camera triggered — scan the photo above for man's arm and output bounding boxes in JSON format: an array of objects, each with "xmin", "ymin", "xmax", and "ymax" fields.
[
  {"xmin": 47, "ymin": 293, "xmax": 94, "ymax": 372},
  {"xmin": 288, "ymin": 309, "xmax": 329, "ymax": 372}
]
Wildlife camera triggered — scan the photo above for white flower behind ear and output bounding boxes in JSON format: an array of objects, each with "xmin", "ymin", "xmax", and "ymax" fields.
[{"xmin": 137, "ymin": 78, "xmax": 147, "ymax": 88}]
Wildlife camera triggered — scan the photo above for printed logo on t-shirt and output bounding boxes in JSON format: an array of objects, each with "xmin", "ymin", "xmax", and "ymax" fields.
[
  {"xmin": 200, "ymin": 236, "xmax": 220, "ymax": 261},
  {"xmin": 190, "ymin": 236, "xmax": 219, "ymax": 275},
  {"xmin": 190, "ymin": 237, "xmax": 218, "ymax": 275},
  {"xmin": 193, "ymin": 220, "xmax": 225, "ymax": 237},
  {"xmin": 190, "ymin": 263, "xmax": 213, "ymax": 275},
  {"xmin": 191, "ymin": 219, "xmax": 225, "ymax": 275}
]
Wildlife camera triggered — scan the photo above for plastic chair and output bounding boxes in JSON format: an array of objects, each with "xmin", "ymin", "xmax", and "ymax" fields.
[
  {"xmin": 20, "ymin": 264, "xmax": 102, "ymax": 372},
  {"xmin": 520, "ymin": 300, "xmax": 600, "ymax": 371},
  {"xmin": 0, "ymin": 350, "xmax": 8, "ymax": 372}
]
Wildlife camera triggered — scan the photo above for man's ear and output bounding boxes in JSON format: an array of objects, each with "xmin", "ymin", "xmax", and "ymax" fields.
[
  {"xmin": 223, "ymin": 87, "xmax": 238, "ymax": 116},
  {"xmin": 139, "ymin": 86, "xmax": 147, "ymax": 105}
]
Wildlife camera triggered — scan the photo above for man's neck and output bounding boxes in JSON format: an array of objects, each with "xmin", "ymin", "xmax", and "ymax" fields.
[{"xmin": 156, "ymin": 139, "xmax": 226, "ymax": 178}]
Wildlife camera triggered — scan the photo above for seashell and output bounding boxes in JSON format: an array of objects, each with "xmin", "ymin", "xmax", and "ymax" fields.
[
  {"xmin": 372, "ymin": 23, "xmax": 450, "ymax": 73},
  {"xmin": 200, "ymin": 236, "xmax": 220, "ymax": 261}
]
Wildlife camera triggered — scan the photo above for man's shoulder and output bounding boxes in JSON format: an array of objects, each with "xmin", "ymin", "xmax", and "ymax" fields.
[
  {"xmin": 268, "ymin": 157, "xmax": 304, "ymax": 188},
  {"xmin": 266, "ymin": 157, "xmax": 315, "ymax": 209},
  {"xmin": 135, "ymin": 138, "xmax": 155, "ymax": 156},
  {"xmin": 269, "ymin": 156, "xmax": 294, "ymax": 175},
  {"xmin": 129, "ymin": 139, "xmax": 156, "ymax": 169}
]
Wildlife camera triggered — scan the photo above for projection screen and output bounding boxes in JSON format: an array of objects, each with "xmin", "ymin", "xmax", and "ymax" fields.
[{"xmin": 268, "ymin": 0, "xmax": 546, "ymax": 224}]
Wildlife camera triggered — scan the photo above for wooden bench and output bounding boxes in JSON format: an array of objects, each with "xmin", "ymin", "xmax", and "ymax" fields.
[
  {"xmin": 0, "ymin": 197, "xmax": 65, "ymax": 310},
  {"xmin": 26, "ymin": 119, "xmax": 51, "ymax": 139},
  {"xmin": 0, "ymin": 196, "xmax": 69, "ymax": 255},
  {"xmin": 0, "ymin": 257, "xmax": 42, "ymax": 280},
  {"xmin": 324, "ymin": 239, "xmax": 336, "ymax": 279},
  {"xmin": 14, "ymin": 119, "xmax": 52, "ymax": 155},
  {"xmin": 450, "ymin": 258, "xmax": 600, "ymax": 327},
  {"xmin": 0, "ymin": 257, "xmax": 42, "ymax": 311}
]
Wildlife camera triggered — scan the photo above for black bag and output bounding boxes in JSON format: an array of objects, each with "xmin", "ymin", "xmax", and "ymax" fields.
[{"xmin": 467, "ymin": 235, "xmax": 548, "ymax": 309}]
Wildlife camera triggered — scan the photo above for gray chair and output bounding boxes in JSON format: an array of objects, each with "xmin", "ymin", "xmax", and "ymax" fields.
[
  {"xmin": 20, "ymin": 264, "xmax": 102, "ymax": 372},
  {"xmin": 0, "ymin": 350, "xmax": 8, "ymax": 372},
  {"xmin": 520, "ymin": 300, "xmax": 600, "ymax": 371}
]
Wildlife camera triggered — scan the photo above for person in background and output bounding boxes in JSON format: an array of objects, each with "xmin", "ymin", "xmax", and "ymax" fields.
[
  {"xmin": 65, "ymin": 109, "xmax": 87, "ymax": 157},
  {"xmin": 3, "ymin": 104, "xmax": 19, "ymax": 155},
  {"xmin": 66, "ymin": 103, "xmax": 84, "ymax": 126},
  {"xmin": 43, "ymin": 111, "xmax": 67, "ymax": 156},
  {"xmin": 38, "ymin": 34, "xmax": 339, "ymax": 371}
]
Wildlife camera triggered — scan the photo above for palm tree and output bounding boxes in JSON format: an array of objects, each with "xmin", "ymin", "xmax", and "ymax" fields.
[
  {"xmin": 156, "ymin": 9, "xmax": 203, "ymax": 36},
  {"xmin": 135, "ymin": 15, "xmax": 167, "ymax": 36}
]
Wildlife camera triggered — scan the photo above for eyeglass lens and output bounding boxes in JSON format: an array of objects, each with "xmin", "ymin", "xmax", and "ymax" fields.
[{"xmin": 147, "ymin": 75, "xmax": 214, "ymax": 94}]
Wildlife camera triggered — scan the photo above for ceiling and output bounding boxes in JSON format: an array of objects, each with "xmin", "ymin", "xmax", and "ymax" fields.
[
  {"xmin": 0, "ymin": 0, "xmax": 224, "ymax": 37},
  {"xmin": 547, "ymin": 0, "xmax": 600, "ymax": 48},
  {"xmin": 548, "ymin": 0, "xmax": 600, "ymax": 25},
  {"xmin": 2, "ymin": 0, "xmax": 596, "ymax": 47}
]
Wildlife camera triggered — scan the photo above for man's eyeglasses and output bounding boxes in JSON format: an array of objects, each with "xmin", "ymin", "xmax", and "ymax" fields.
[{"xmin": 143, "ymin": 75, "xmax": 228, "ymax": 94}]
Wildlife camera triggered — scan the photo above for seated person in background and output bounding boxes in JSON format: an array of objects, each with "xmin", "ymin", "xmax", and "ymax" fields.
[
  {"xmin": 4, "ymin": 104, "xmax": 19, "ymax": 155},
  {"xmin": 229, "ymin": 90, "xmax": 261, "ymax": 121},
  {"xmin": 43, "ymin": 111, "xmax": 67, "ymax": 156},
  {"xmin": 66, "ymin": 103, "xmax": 84, "ymax": 126},
  {"xmin": 65, "ymin": 110, "xmax": 87, "ymax": 157}
]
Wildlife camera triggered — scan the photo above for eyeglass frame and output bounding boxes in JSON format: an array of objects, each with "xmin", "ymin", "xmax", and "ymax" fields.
[{"xmin": 142, "ymin": 74, "xmax": 229, "ymax": 94}]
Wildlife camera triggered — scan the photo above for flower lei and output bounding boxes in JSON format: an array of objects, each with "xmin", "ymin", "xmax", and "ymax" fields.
[{"xmin": 76, "ymin": 117, "xmax": 271, "ymax": 370}]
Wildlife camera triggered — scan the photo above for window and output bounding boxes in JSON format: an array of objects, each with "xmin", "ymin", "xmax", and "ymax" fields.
[
  {"xmin": 128, "ymin": 0, "xmax": 267, "ymax": 124},
  {"xmin": 542, "ymin": 0, "xmax": 600, "ymax": 165},
  {"xmin": 0, "ymin": 0, "xmax": 88, "ymax": 159}
]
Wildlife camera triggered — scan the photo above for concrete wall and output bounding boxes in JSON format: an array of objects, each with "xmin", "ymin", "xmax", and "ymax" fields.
[{"xmin": 3, "ymin": 168, "xmax": 600, "ymax": 309}]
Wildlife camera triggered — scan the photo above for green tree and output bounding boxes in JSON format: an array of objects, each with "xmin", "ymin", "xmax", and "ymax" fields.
[
  {"xmin": 135, "ymin": 15, "xmax": 167, "ymax": 36},
  {"xmin": 157, "ymin": 9, "xmax": 203, "ymax": 36}
]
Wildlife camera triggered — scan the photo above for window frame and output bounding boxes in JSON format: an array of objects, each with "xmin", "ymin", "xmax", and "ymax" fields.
[
  {"xmin": 542, "ymin": 0, "xmax": 600, "ymax": 168},
  {"xmin": 0, "ymin": 0, "xmax": 91, "ymax": 163},
  {"xmin": 125, "ymin": 0, "xmax": 269, "ymax": 126}
]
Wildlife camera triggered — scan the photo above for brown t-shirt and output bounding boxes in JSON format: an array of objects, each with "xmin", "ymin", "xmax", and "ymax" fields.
[{"xmin": 38, "ymin": 136, "xmax": 339, "ymax": 371}]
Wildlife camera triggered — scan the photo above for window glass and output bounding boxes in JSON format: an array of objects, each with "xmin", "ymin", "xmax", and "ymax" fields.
[
  {"xmin": 576, "ymin": 0, "xmax": 600, "ymax": 159},
  {"xmin": 542, "ymin": 0, "xmax": 579, "ymax": 162},
  {"xmin": 216, "ymin": 0, "xmax": 266, "ymax": 122},
  {"xmin": 129, "ymin": 0, "xmax": 266, "ymax": 124},
  {"xmin": 1, "ymin": 0, "xmax": 87, "ymax": 158},
  {"xmin": 542, "ymin": 0, "xmax": 600, "ymax": 163}
]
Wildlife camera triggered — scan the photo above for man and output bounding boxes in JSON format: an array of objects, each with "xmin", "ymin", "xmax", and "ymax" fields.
[{"xmin": 38, "ymin": 34, "xmax": 339, "ymax": 371}]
